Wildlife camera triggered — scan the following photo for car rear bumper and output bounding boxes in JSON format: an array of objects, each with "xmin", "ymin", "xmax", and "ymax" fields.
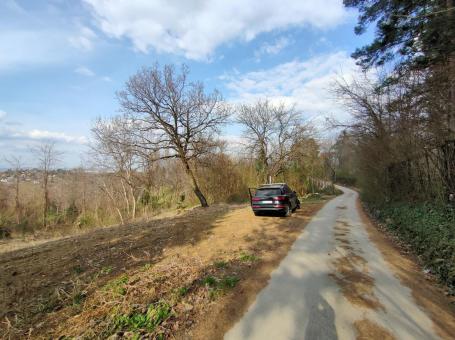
[{"xmin": 252, "ymin": 204, "xmax": 287, "ymax": 212}]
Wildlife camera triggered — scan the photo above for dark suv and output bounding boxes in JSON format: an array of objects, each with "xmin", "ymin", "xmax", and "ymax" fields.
[{"xmin": 249, "ymin": 183, "xmax": 300, "ymax": 216}]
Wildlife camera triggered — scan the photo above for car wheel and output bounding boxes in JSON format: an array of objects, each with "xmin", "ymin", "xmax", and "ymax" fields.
[
  {"xmin": 254, "ymin": 211, "xmax": 261, "ymax": 216},
  {"xmin": 284, "ymin": 204, "xmax": 291, "ymax": 217}
]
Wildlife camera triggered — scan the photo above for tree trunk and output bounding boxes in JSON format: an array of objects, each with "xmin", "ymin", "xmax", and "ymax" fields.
[
  {"xmin": 15, "ymin": 175, "xmax": 20, "ymax": 224},
  {"xmin": 129, "ymin": 185, "xmax": 136, "ymax": 219},
  {"xmin": 120, "ymin": 179, "xmax": 130, "ymax": 219},
  {"xmin": 448, "ymin": 0, "xmax": 455, "ymax": 137},
  {"xmin": 101, "ymin": 181, "xmax": 125, "ymax": 224},
  {"xmin": 43, "ymin": 172, "xmax": 49, "ymax": 229},
  {"xmin": 182, "ymin": 159, "xmax": 208, "ymax": 207}
]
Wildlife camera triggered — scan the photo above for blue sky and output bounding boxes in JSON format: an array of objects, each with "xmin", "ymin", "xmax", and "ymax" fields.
[{"xmin": 0, "ymin": 0, "xmax": 373, "ymax": 168}]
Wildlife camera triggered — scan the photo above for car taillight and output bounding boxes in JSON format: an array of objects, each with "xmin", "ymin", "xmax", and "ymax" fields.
[
  {"xmin": 272, "ymin": 196, "xmax": 286, "ymax": 201},
  {"xmin": 252, "ymin": 197, "xmax": 261, "ymax": 201}
]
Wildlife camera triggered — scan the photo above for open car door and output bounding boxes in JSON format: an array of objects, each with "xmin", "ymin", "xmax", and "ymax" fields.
[{"xmin": 248, "ymin": 188, "xmax": 257, "ymax": 206}]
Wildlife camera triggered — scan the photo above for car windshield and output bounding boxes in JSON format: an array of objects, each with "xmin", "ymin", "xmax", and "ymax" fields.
[{"xmin": 255, "ymin": 188, "xmax": 282, "ymax": 197}]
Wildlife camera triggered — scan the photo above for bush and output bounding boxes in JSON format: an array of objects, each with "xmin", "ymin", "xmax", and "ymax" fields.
[
  {"xmin": 0, "ymin": 227, "xmax": 11, "ymax": 239},
  {"xmin": 320, "ymin": 184, "xmax": 343, "ymax": 196},
  {"xmin": 75, "ymin": 213, "xmax": 96, "ymax": 228},
  {"xmin": 374, "ymin": 202, "xmax": 455, "ymax": 291},
  {"xmin": 335, "ymin": 172, "xmax": 357, "ymax": 186}
]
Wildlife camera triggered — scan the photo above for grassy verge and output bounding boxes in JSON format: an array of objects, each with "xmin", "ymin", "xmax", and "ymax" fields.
[{"xmin": 368, "ymin": 202, "xmax": 455, "ymax": 293}]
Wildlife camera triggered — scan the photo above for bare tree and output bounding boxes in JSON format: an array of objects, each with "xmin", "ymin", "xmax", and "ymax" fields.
[
  {"xmin": 92, "ymin": 116, "xmax": 141, "ymax": 221},
  {"xmin": 237, "ymin": 99, "xmax": 303, "ymax": 182},
  {"xmin": 113, "ymin": 63, "xmax": 230, "ymax": 207},
  {"xmin": 5, "ymin": 156, "xmax": 22, "ymax": 224},
  {"xmin": 35, "ymin": 142, "xmax": 61, "ymax": 228}
]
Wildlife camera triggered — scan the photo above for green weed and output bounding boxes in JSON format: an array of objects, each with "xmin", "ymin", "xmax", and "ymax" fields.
[
  {"xmin": 201, "ymin": 275, "xmax": 217, "ymax": 287},
  {"xmin": 214, "ymin": 260, "xmax": 228, "ymax": 269},
  {"xmin": 105, "ymin": 274, "xmax": 129, "ymax": 296},
  {"xmin": 72, "ymin": 291, "xmax": 86, "ymax": 306},
  {"xmin": 72, "ymin": 265, "xmax": 84, "ymax": 274},
  {"xmin": 219, "ymin": 276, "xmax": 240, "ymax": 289},
  {"xmin": 141, "ymin": 263, "xmax": 152, "ymax": 271},
  {"xmin": 177, "ymin": 286, "xmax": 189, "ymax": 297},
  {"xmin": 239, "ymin": 253, "xmax": 258, "ymax": 262},
  {"xmin": 100, "ymin": 266, "xmax": 113, "ymax": 275},
  {"xmin": 36, "ymin": 294, "xmax": 60, "ymax": 314},
  {"xmin": 113, "ymin": 301, "xmax": 172, "ymax": 332}
]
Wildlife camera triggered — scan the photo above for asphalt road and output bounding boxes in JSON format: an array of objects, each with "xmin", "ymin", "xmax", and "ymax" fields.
[{"xmin": 225, "ymin": 187, "xmax": 441, "ymax": 340}]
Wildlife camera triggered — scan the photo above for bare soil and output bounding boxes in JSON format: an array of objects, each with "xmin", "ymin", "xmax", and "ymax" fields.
[
  {"xmin": 354, "ymin": 319, "xmax": 396, "ymax": 340},
  {"xmin": 329, "ymin": 218, "xmax": 383, "ymax": 311},
  {"xmin": 0, "ymin": 199, "xmax": 327, "ymax": 339}
]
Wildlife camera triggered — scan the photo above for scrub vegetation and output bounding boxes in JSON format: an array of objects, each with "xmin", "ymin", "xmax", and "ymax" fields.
[
  {"xmin": 0, "ymin": 66, "xmax": 338, "ymax": 243},
  {"xmin": 329, "ymin": 0, "xmax": 455, "ymax": 290}
]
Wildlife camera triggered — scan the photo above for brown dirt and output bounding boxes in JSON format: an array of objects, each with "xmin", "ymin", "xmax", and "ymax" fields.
[
  {"xmin": 330, "ymin": 220, "xmax": 383, "ymax": 311},
  {"xmin": 357, "ymin": 199, "xmax": 455, "ymax": 340},
  {"xmin": 0, "ymin": 199, "xmax": 328, "ymax": 339},
  {"xmin": 354, "ymin": 318, "xmax": 396, "ymax": 340},
  {"xmin": 329, "ymin": 255, "xmax": 383, "ymax": 311}
]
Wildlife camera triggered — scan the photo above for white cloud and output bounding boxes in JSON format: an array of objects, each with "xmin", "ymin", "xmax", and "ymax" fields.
[
  {"xmin": 223, "ymin": 51, "xmax": 359, "ymax": 121},
  {"xmin": 83, "ymin": 0, "xmax": 348, "ymax": 60},
  {"xmin": 0, "ymin": 127, "xmax": 88, "ymax": 168},
  {"xmin": 75, "ymin": 66, "xmax": 96, "ymax": 77},
  {"xmin": 0, "ymin": 110, "xmax": 6, "ymax": 120},
  {"xmin": 68, "ymin": 26, "xmax": 97, "ymax": 51},
  {"xmin": 221, "ymin": 134, "xmax": 249, "ymax": 155},
  {"xmin": 25, "ymin": 129, "xmax": 88, "ymax": 144},
  {"xmin": 255, "ymin": 36, "xmax": 293, "ymax": 59},
  {"xmin": 74, "ymin": 67, "xmax": 114, "ymax": 82},
  {"xmin": 0, "ymin": 125, "xmax": 88, "ymax": 145}
]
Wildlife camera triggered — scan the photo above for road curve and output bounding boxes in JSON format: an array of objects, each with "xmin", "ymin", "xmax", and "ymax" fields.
[{"xmin": 225, "ymin": 186, "xmax": 441, "ymax": 340}]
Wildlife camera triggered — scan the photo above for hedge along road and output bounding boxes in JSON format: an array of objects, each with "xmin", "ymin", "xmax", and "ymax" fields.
[{"xmin": 225, "ymin": 186, "xmax": 455, "ymax": 340}]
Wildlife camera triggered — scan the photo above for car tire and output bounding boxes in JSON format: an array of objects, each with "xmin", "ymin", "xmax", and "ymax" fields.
[
  {"xmin": 292, "ymin": 202, "xmax": 297, "ymax": 212},
  {"xmin": 254, "ymin": 211, "xmax": 261, "ymax": 216},
  {"xmin": 283, "ymin": 204, "xmax": 291, "ymax": 217}
]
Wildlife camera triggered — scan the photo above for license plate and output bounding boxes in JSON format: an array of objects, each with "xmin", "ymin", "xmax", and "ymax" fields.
[{"xmin": 261, "ymin": 200, "xmax": 273, "ymax": 204}]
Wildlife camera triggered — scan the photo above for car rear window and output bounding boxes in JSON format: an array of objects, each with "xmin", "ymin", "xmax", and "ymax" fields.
[{"xmin": 255, "ymin": 188, "xmax": 282, "ymax": 197}]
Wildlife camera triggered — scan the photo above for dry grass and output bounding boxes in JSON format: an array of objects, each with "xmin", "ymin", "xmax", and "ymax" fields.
[{"xmin": 1, "ymin": 198, "xmax": 329, "ymax": 339}]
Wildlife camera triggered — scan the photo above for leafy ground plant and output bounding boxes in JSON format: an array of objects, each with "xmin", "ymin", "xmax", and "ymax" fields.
[
  {"xmin": 104, "ymin": 274, "xmax": 129, "ymax": 296},
  {"xmin": 373, "ymin": 202, "xmax": 455, "ymax": 292},
  {"xmin": 239, "ymin": 253, "xmax": 259, "ymax": 262},
  {"xmin": 113, "ymin": 301, "xmax": 172, "ymax": 333},
  {"xmin": 219, "ymin": 276, "xmax": 240, "ymax": 289}
]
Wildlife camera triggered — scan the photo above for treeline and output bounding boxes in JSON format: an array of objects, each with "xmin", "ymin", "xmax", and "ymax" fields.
[
  {"xmin": 0, "ymin": 65, "xmax": 335, "ymax": 237},
  {"xmin": 332, "ymin": 0, "xmax": 455, "ymax": 205},
  {"xmin": 332, "ymin": 0, "xmax": 455, "ymax": 289}
]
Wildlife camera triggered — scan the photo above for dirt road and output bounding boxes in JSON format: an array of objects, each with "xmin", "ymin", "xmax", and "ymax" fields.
[{"xmin": 225, "ymin": 187, "xmax": 455, "ymax": 340}]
